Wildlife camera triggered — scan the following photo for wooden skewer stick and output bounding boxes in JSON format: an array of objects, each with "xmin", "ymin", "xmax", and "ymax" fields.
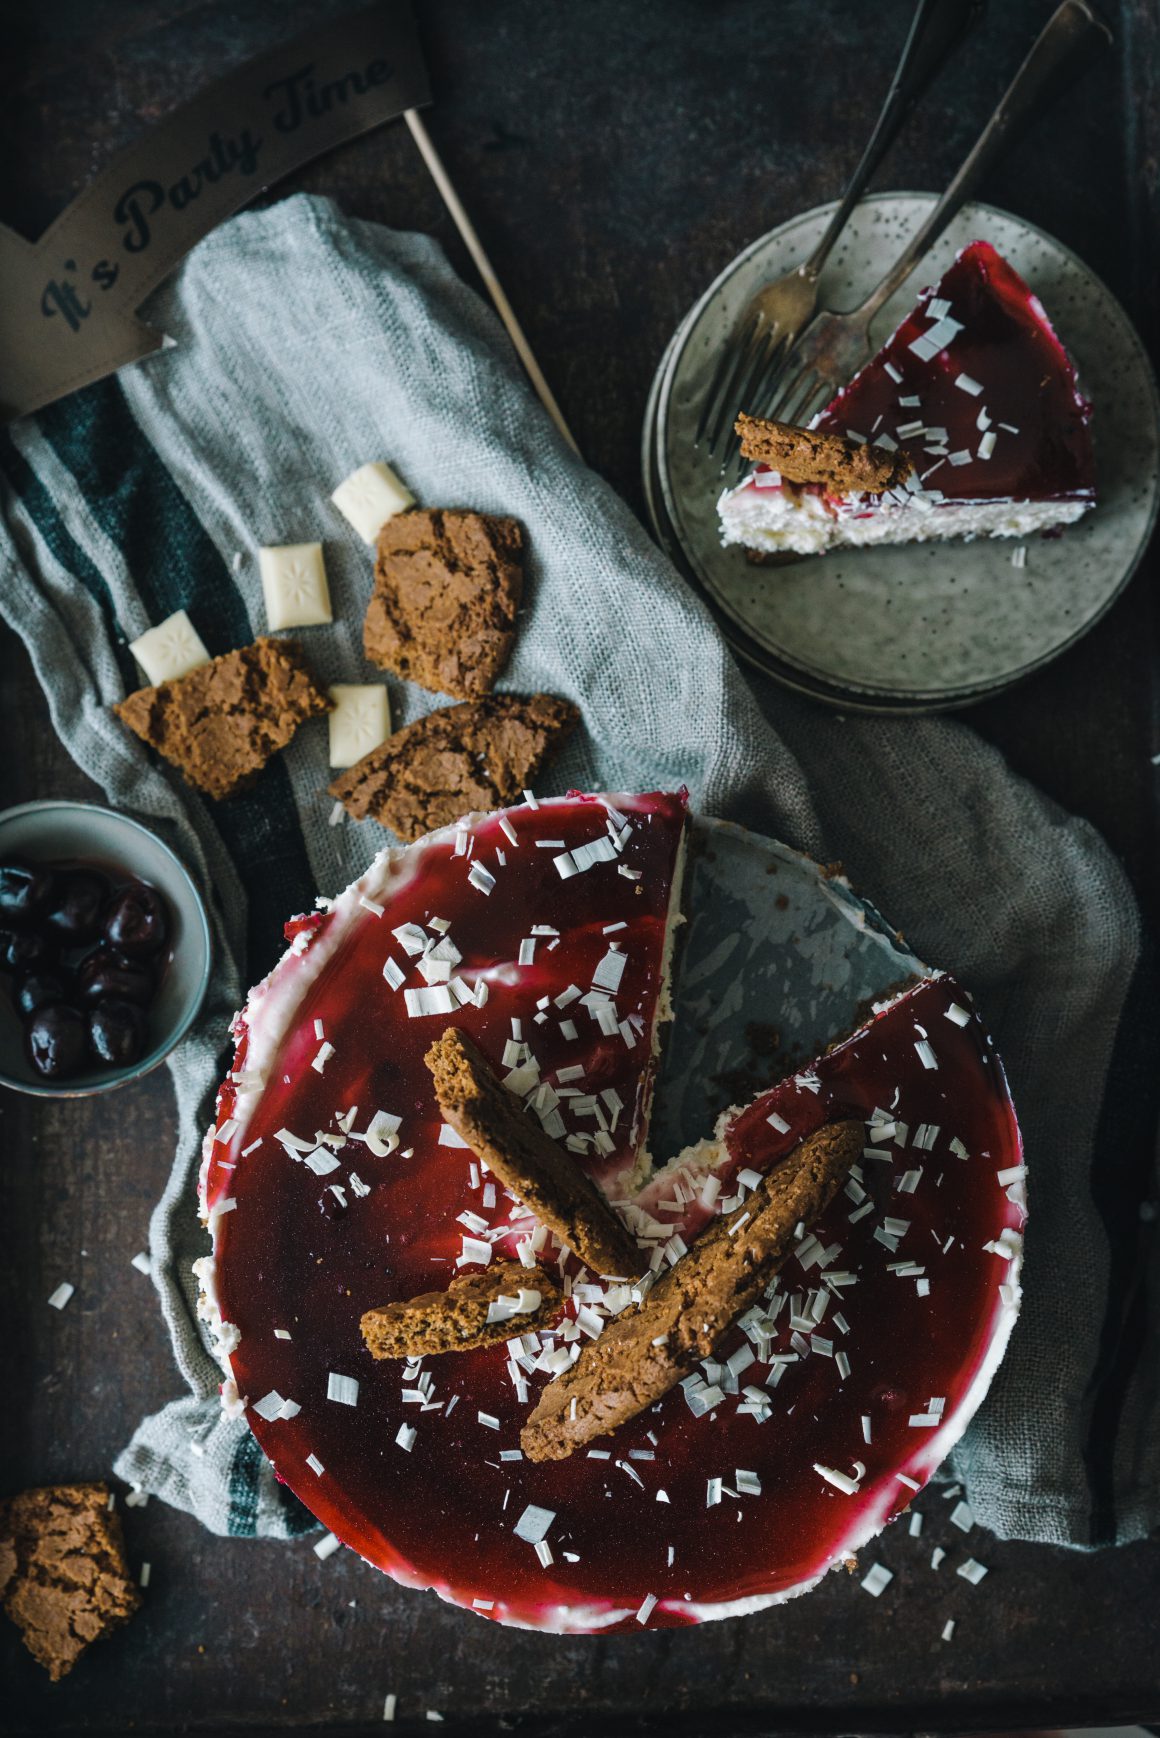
[{"xmin": 404, "ymin": 107, "xmax": 580, "ymax": 455}]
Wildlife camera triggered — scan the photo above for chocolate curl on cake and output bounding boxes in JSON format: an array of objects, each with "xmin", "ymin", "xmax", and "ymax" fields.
[
  {"xmin": 520, "ymin": 1119, "xmax": 861, "ymax": 1462},
  {"xmin": 425, "ymin": 1027, "xmax": 642, "ymax": 1279},
  {"xmin": 734, "ymin": 413, "xmax": 912, "ymax": 494},
  {"xmin": 360, "ymin": 1261, "xmax": 563, "ymax": 1358}
]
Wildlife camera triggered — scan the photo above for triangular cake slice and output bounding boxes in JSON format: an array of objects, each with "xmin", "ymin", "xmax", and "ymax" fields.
[
  {"xmin": 719, "ymin": 240, "xmax": 1095, "ymax": 556},
  {"xmin": 200, "ymin": 790, "xmax": 690, "ymax": 1256}
]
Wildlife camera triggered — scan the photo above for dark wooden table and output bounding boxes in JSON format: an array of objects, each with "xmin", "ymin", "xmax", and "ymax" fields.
[{"xmin": 2, "ymin": 1, "xmax": 1158, "ymax": 1731}]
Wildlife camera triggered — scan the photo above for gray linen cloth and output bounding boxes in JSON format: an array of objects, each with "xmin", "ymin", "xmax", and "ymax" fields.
[{"xmin": 0, "ymin": 194, "xmax": 1154, "ymax": 1549}]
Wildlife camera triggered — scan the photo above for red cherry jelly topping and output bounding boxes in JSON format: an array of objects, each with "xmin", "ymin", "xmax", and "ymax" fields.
[
  {"xmin": 815, "ymin": 239, "xmax": 1094, "ymax": 506},
  {"xmin": 206, "ymin": 798, "xmax": 1022, "ymax": 1633}
]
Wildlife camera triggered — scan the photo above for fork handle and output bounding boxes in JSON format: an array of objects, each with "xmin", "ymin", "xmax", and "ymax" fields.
[
  {"xmin": 856, "ymin": 0, "xmax": 1113, "ymax": 322},
  {"xmin": 803, "ymin": 0, "xmax": 985, "ymax": 280}
]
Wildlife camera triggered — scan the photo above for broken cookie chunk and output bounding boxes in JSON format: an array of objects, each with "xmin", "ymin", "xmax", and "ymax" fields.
[
  {"xmin": 426, "ymin": 1027, "xmax": 641, "ymax": 1278},
  {"xmin": 734, "ymin": 413, "xmax": 912, "ymax": 494},
  {"xmin": 0, "ymin": 1483, "xmax": 140, "ymax": 1680},
  {"xmin": 114, "ymin": 636, "xmax": 330, "ymax": 801},
  {"xmin": 365, "ymin": 508, "xmax": 524, "ymax": 699},
  {"xmin": 328, "ymin": 693, "xmax": 578, "ymax": 842},
  {"xmin": 361, "ymin": 1261, "xmax": 563, "ymax": 1358},
  {"xmin": 521, "ymin": 1119, "xmax": 861, "ymax": 1461}
]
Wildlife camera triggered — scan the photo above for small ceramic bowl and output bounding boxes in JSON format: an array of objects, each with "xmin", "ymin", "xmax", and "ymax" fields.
[{"xmin": 0, "ymin": 800, "xmax": 212, "ymax": 1098}]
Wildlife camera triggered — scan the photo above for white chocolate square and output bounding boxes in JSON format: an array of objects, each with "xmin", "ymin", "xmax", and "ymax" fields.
[
  {"xmin": 330, "ymin": 461, "xmax": 415, "ymax": 544},
  {"xmin": 258, "ymin": 542, "xmax": 333, "ymax": 631},
  {"xmin": 129, "ymin": 609, "xmax": 210, "ymax": 685},
  {"xmin": 328, "ymin": 684, "xmax": 391, "ymax": 768}
]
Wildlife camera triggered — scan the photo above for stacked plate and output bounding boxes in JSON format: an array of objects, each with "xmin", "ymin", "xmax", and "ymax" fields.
[{"xmin": 643, "ymin": 194, "xmax": 1160, "ymax": 714}]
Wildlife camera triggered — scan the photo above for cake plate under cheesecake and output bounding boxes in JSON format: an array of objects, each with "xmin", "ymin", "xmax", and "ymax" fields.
[
  {"xmin": 197, "ymin": 791, "xmax": 1025, "ymax": 1632},
  {"xmin": 646, "ymin": 194, "xmax": 1159, "ymax": 713}
]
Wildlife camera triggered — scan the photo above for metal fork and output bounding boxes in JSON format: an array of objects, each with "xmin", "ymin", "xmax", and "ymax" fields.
[
  {"xmin": 754, "ymin": 0, "xmax": 1112, "ymax": 440},
  {"xmin": 696, "ymin": 0, "xmax": 984, "ymax": 465}
]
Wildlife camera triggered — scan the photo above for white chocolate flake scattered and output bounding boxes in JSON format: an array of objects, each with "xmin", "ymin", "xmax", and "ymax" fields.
[
  {"xmin": 513, "ymin": 1504, "xmax": 555, "ymax": 1544},
  {"xmin": 860, "ymin": 1563, "xmax": 893, "ymax": 1597}
]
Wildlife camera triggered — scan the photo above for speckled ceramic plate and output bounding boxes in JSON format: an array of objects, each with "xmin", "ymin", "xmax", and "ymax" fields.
[{"xmin": 649, "ymin": 195, "xmax": 1160, "ymax": 710}]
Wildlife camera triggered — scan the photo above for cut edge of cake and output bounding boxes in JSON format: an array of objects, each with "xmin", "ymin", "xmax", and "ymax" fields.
[{"xmin": 718, "ymin": 475, "xmax": 1090, "ymax": 557}]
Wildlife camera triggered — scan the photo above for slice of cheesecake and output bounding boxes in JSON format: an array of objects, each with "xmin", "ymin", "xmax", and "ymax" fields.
[{"xmin": 719, "ymin": 240, "xmax": 1095, "ymax": 557}]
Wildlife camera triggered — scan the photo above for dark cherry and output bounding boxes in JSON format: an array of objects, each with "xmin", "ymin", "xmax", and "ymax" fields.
[
  {"xmin": 44, "ymin": 870, "xmax": 109, "ymax": 946},
  {"xmin": 102, "ymin": 882, "xmax": 168, "ymax": 960},
  {"xmin": 76, "ymin": 948, "xmax": 153, "ymax": 1008},
  {"xmin": 88, "ymin": 998, "xmax": 146, "ymax": 1068},
  {"xmin": 15, "ymin": 970, "xmax": 73, "ymax": 1019},
  {"xmin": 1, "ymin": 928, "xmax": 56, "ymax": 974},
  {"xmin": 25, "ymin": 1003, "xmax": 88, "ymax": 1079},
  {"xmin": 0, "ymin": 861, "xmax": 56, "ymax": 925}
]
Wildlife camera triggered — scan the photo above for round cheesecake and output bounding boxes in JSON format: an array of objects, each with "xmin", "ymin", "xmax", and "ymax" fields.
[{"xmin": 197, "ymin": 790, "xmax": 1024, "ymax": 1631}]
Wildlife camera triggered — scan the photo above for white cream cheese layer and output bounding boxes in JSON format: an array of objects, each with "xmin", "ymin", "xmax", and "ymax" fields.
[{"xmin": 719, "ymin": 474, "xmax": 1089, "ymax": 556}]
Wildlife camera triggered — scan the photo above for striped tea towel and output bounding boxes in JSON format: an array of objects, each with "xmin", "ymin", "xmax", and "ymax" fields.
[{"xmin": 0, "ymin": 193, "xmax": 1156, "ymax": 1548}]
